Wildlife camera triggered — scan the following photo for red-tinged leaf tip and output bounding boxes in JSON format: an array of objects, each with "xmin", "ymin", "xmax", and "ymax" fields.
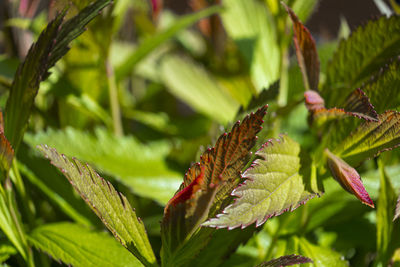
[
  {"xmin": 283, "ymin": 3, "xmax": 320, "ymax": 91},
  {"xmin": 256, "ymin": 254, "xmax": 313, "ymax": 267},
  {"xmin": 325, "ymin": 149, "xmax": 374, "ymax": 208},
  {"xmin": 151, "ymin": 0, "xmax": 163, "ymax": 21},
  {"xmin": 342, "ymin": 88, "xmax": 378, "ymax": 121},
  {"xmin": 304, "ymin": 90, "xmax": 325, "ymax": 111}
]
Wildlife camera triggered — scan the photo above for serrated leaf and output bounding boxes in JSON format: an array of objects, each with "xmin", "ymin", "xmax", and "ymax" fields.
[
  {"xmin": 160, "ymin": 55, "xmax": 239, "ymax": 124},
  {"xmin": 333, "ymin": 111, "xmax": 400, "ymax": 165},
  {"xmin": 322, "ymin": 15, "xmax": 400, "ymax": 107},
  {"xmin": 376, "ymin": 160, "xmax": 396, "ymax": 265},
  {"xmin": 161, "ymin": 106, "xmax": 267, "ymax": 266},
  {"xmin": 38, "ymin": 146, "xmax": 157, "ymax": 266},
  {"xmin": 284, "ymin": 3, "xmax": 319, "ymax": 91},
  {"xmin": 325, "ymin": 149, "xmax": 374, "ymax": 208},
  {"xmin": 221, "ymin": 0, "xmax": 280, "ymax": 92},
  {"xmin": 362, "ymin": 58, "xmax": 400, "ymax": 113},
  {"xmin": 25, "ymin": 127, "xmax": 181, "ymax": 204},
  {"xmin": 203, "ymin": 135, "xmax": 316, "ymax": 229},
  {"xmin": 115, "ymin": 5, "xmax": 222, "ymax": 81},
  {"xmin": 29, "ymin": 222, "xmax": 142, "ymax": 267},
  {"xmin": 4, "ymin": 0, "xmax": 111, "ymax": 152},
  {"xmin": 257, "ymin": 254, "xmax": 313, "ymax": 267},
  {"xmin": 341, "ymin": 88, "xmax": 378, "ymax": 121}
]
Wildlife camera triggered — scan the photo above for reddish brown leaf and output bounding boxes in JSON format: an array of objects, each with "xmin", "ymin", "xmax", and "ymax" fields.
[
  {"xmin": 325, "ymin": 149, "xmax": 374, "ymax": 208},
  {"xmin": 304, "ymin": 90, "xmax": 325, "ymax": 111},
  {"xmin": 0, "ymin": 134, "xmax": 14, "ymax": 181},
  {"xmin": 284, "ymin": 3, "xmax": 320, "ymax": 91},
  {"xmin": 342, "ymin": 88, "xmax": 378, "ymax": 121},
  {"xmin": 162, "ymin": 105, "xmax": 267, "ymax": 261},
  {"xmin": 0, "ymin": 111, "xmax": 4, "ymax": 134}
]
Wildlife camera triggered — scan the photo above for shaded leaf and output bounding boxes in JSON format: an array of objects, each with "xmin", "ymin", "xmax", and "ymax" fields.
[
  {"xmin": 257, "ymin": 254, "xmax": 312, "ymax": 267},
  {"xmin": 284, "ymin": 3, "xmax": 320, "ymax": 91},
  {"xmin": 4, "ymin": 0, "xmax": 112, "ymax": 152},
  {"xmin": 38, "ymin": 146, "xmax": 157, "ymax": 266},
  {"xmin": 395, "ymin": 194, "xmax": 400, "ymax": 221},
  {"xmin": 161, "ymin": 106, "xmax": 267, "ymax": 265},
  {"xmin": 221, "ymin": 0, "xmax": 280, "ymax": 92},
  {"xmin": 376, "ymin": 160, "xmax": 396, "ymax": 265},
  {"xmin": 325, "ymin": 149, "xmax": 374, "ymax": 208},
  {"xmin": 334, "ymin": 111, "xmax": 400, "ymax": 165},
  {"xmin": 160, "ymin": 55, "xmax": 239, "ymax": 124},
  {"xmin": 0, "ymin": 133, "xmax": 14, "ymax": 181},
  {"xmin": 25, "ymin": 127, "xmax": 181, "ymax": 204},
  {"xmin": 115, "ymin": 5, "xmax": 222, "ymax": 81},
  {"xmin": 203, "ymin": 135, "xmax": 317, "ymax": 229},
  {"xmin": 242, "ymin": 81, "xmax": 279, "ymax": 113},
  {"xmin": 341, "ymin": 88, "xmax": 378, "ymax": 121},
  {"xmin": 322, "ymin": 15, "xmax": 400, "ymax": 107},
  {"xmin": 29, "ymin": 222, "xmax": 142, "ymax": 267}
]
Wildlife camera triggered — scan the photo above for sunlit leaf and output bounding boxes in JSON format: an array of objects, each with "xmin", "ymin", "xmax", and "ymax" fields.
[
  {"xmin": 160, "ymin": 55, "xmax": 239, "ymax": 124},
  {"xmin": 221, "ymin": 0, "xmax": 280, "ymax": 92},
  {"xmin": 325, "ymin": 149, "xmax": 374, "ymax": 208},
  {"xmin": 26, "ymin": 127, "xmax": 181, "ymax": 204},
  {"xmin": 284, "ymin": 3, "xmax": 319, "ymax": 91},
  {"xmin": 334, "ymin": 111, "xmax": 400, "ymax": 165},
  {"xmin": 4, "ymin": 0, "xmax": 112, "ymax": 152},
  {"xmin": 29, "ymin": 222, "xmax": 142, "ymax": 267},
  {"xmin": 161, "ymin": 106, "xmax": 267, "ymax": 266},
  {"xmin": 322, "ymin": 15, "xmax": 400, "ymax": 107},
  {"xmin": 257, "ymin": 254, "xmax": 312, "ymax": 267},
  {"xmin": 38, "ymin": 146, "xmax": 157, "ymax": 266},
  {"xmin": 203, "ymin": 135, "xmax": 317, "ymax": 229}
]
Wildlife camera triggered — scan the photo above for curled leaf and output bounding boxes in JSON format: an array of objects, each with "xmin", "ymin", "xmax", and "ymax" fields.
[
  {"xmin": 284, "ymin": 3, "xmax": 320, "ymax": 91},
  {"xmin": 304, "ymin": 90, "xmax": 324, "ymax": 111},
  {"xmin": 203, "ymin": 135, "xmax": 317, "ymax": 229},
  {"xmin": 325, "ymin": 148, "xmax": 374, "ymax": 208}
]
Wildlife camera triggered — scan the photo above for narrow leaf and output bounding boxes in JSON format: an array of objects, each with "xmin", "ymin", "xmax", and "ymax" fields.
[
  {"xmin": 284, "ymin": 3, "xmax": 320, "ymax": 91},
  {"xmin": 203, "ymin": 135, "xmax": 317, "ymax": 229},
  {"xmin": 0, "ymin": 133, "xmax": 14, "ymax": 181},
  {"xmin": 334, "ymin": 111, "xmax": 400, "ymax": 165},
  {"xmin": 325, "ymin": 149, "xmax": 374, "ymax": 208},
  {"xmin": 257, "ymin": 254, "xmax": 313, "ymax": 267},
  {"xmin": 322, "ymin": 15, "xmax": 400, "ymax": 107},
  {"xmin": 4, "ymin": 0, "xmax": 111, "ymax": 152},
  {"xmin": 38, "ymin": 146, "xmax": 157, "ymax": 266},
  {"xmin": 29, "ymin": 222, "xmax": 141, "ymax": 267},
  {"xmin": 115, "ymin": 5, "xmax": 222, "ymax": 81},
  {"xmin": 161, "ymin": 105, "xmax": 267, "ymax": 265}
]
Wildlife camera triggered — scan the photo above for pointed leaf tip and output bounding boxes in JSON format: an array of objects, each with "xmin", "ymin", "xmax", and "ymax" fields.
[{"xmin": 325, "ymin": 149, "xmax": 374, "ymax": 208}]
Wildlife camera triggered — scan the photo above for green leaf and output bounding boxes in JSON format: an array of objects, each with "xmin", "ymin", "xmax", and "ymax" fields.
[
  {"xmin": 256, "ymin": 254, "xmax": 312, "ymax": 267},
  {"xmin": 160, "ymin": 55, "xmax": 239, "ymax": 124},
  {"xmin": 322, "ymin": 15, "xmax": 400, "ymax": 107},
  {"xmin": 38, "ymin": 146, "xmax": 157, "ymax": 266},
  {"xmin": 4, "ymin": 0, "xmax": 112, "ymax": 152},
  {"xmin": 221, "ymin": 0, "xmax": 280, "ymax": 92},
  {"xmin": 115, "ymin": 5, "xmax": 222, "ymax": 81},
  {"xmin": 375, "ymin": 160, "xmax": 397, "ymax": 265},
  {"xmin": 161, "ymin": 106, "xmax": 267, "ymax": 266},
  {"xmin": 362, "ymin": 58, "xmax": 400, "ymax": 113},
  {"xmin": 0, "ymin": 241, "xmax": 17, "ymax": 263},
  {"xmin": 203, "ymin": 135, "xmax": 317, "ymax": 229},
  {"xmin": 29, "ymin": 222, "xmax": 142, "ymax": 267},
  {"xmin": 284, "ymin": 3, "xmax": 320, "ymax": 91},
  {"xmin": 25, "ymin": 127, "xmax": 181, "ymax": 204},
  {"xmin": 333, "ymin": 111, "xmax": 400, "ymax": 165}
]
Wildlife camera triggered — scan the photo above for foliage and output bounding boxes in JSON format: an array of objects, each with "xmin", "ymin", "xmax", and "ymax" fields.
[{"xmin": 0, "ymin": 0, "xmax": 399, "ymax": 266}]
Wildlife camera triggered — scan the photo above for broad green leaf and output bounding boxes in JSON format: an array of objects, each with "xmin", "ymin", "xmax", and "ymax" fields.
[
  {"xmin": 4, "ymin": 0, "xmax": 112, "ymax": 152},
  {"xmin": 38, "ymin": 146, "xmax": 157, "ymax": 266},
  {"xmin": 221, "ymin": 0, "xmax": 280, "ymax": 92},
  {"xmin": 285, "ymin": 3, "xmax": 320, "ymax": 91},
  {"xmin": 115, "ymin": 5, "xmax": 222, "ymax": 81},
  {"xmin": 325, "ymin": 149, "xmax": 374, "ymax": 208},
  {"xmin": 257, "ymin": 254, "xmax": 312, "ymax": 267},
  {"xmin": 322, "ymin": 15, "xmax": 400, "ymax": 107},
  {"xmin": 29, "ymin": 222, "xmax": 142, "ymax": 267},
  {"xmin": 25, "ymin": 127, "xmax": 181, "ymax": 204},
  {"xmin": 375, "ymin": 160, "xmax": 397, "ymax": 265},
  {"xmin": 333, "ymin": 111, "xmax": 400, "ymax": 166},
  {"xmin": 362, "ymin": 58, "xmax": 400, "ymax": 113},
  {"xmin": 160, "ymin": 55, "xmax": 239, "ymax": 124},
  {"xmin": 161, "ymin": 106, "xmax": 267, "ymax": 266},
  {"xmin": 203, "ymin": 135, "xmax": 317, "ymax": 229}
]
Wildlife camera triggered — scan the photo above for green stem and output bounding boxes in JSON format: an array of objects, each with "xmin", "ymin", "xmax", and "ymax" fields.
[{"xmin": 106, "ymin": 61, "xmax": 123, "ymax": 136}]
